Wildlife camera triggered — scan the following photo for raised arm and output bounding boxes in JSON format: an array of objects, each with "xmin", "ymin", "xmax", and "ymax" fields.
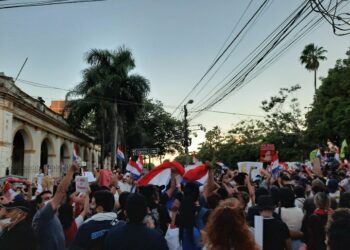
[{"xmin": 51, "ymin": 162, "xmax": 79, "ymax": 210}]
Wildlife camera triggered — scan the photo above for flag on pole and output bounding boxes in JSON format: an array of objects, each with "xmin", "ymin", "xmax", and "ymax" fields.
[
  {"xmin": 126, "ymin": 154, "xmax": 144, "ymax": 179},
  {"xmin": 73, "ymin": 144, "xmax": 81, "ymax": 161},
  {"xmin": 117, "ymin": 145, "xmax": 125, "ymax": 161},
  {"xmin": 138, "ymin": 161, "xmax": 185, "ymax": 187}
]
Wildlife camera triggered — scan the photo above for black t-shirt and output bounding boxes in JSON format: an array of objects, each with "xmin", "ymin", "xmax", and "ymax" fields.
[
  {"xmin": 0, "ymin": 219, "xmax": 37, "ymax": 250},
  {"xmin": 263, "ymin": 217, "xmax": 290, "ymax": 250}
]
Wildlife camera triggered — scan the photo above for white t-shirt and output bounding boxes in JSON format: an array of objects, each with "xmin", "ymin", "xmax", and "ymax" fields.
[
  {"xmin": 275, "ymin": 207, "xmax": 304, "ymax": 231},
  {"xmin": 119, "ymin": 182, "xmax": 131, "ymax": 193}
]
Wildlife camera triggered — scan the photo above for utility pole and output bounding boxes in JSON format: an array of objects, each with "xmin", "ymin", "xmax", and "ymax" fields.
[{"xmin": 184, "ymin": 100, "xmax": 193, "ymax": 167}]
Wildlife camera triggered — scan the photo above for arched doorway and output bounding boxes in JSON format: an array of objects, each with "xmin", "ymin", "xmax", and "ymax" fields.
[
  {"xmin": 40, "ymin": 139, "xmax": 49, "ymax": 170},
  {"xmin": 12, "ymin": 131, "xmax": 25, "ymax": 176},
  {"xmin": 60, "ymin": 144, "xmax": 69, "ymax": 174}
]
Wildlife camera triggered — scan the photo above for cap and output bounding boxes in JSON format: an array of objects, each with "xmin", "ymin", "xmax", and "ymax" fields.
[
  {"xmin": 0, "ymin": 200, "xmax": 31, "ymax": 212},
  {"xmin": 257, "ymin": 195, "xmax": 275, "ymax": 210}
]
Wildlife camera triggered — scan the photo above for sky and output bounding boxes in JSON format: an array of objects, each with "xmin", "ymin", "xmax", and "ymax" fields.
[{"xmin": 0, "ymin": 0, "xmax": 349, "ymax": 153}]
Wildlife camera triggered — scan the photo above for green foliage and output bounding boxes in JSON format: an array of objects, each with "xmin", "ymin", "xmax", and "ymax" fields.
[
  {"xmin": 300, "ymin": 43, "xmax": 327, "ymax": 71},
  {"xmin": 125, "ymin": 99, "xmax": 184, "ymax": 156},
  {"xmin": 197, "ymin": 85, "xmax": 307, "ymax": 163},
  {"xmin": 306, "ymin": 48, "xmax": 350, "ymax": 145}
]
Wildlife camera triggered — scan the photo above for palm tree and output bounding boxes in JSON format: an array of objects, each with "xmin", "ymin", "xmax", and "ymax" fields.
[
  {"xmin": 66, "ymin": 47, "xmax": 150, "ymax": 168},
  {"xmin": 300, "ymin": 43, "xmax": 327, "ymax": 92}
]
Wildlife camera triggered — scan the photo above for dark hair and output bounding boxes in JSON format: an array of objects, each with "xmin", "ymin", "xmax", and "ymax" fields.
[
  {"xmin": 93, "ymin": 190, "xmax": 115, "ymax": 212},
  {"xmin": 138, "ymin": 185, "xmax": 158, "ymax": 209},
  {"xmin": 339, "ymin": 192, "xmax": 350, "ymax": 208},
  {"xmin": 207, "ymin": 193, "xmax": 222, "ymax": 209},
  {"xmin": 216, "ymin": 187, "xmax": 228, "ymax": 200},
  {"xmin": 118, "ymin": 192, "xmax": 130, "ymax": 210},
  {"xmin": 327, "ymin": 209, "xmax": 350, "ymax": 250},
  {"xmin": 35, "ymin": 190, "xmax": 52, "ymax": 204},
  {"xmin": 255, "ymin": 187, "xmax": 269, "ymax": 204},
  {"xmin": 279, "ymin": 187, "xmax": 295, "ymax": 208},
  {"xmin": 294, "ymin": 185, "xmax": 305, "ymax": 198},
  {"xmin": 58, "ymin": 203, "xmax": 74, "ymax": 229},
  {"xmin": 183, "ymin": 182, "xmax": 199, "ymax": 202},
  {"xmin": 125, "ymin": 193, "xmax": 147, "ymax": 223}
]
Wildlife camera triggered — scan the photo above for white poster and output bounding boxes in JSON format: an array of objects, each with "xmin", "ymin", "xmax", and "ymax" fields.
[
  {"xmin": 254, "ymin": 215, "xmax": 263, "ymax": 249},
  {"xmin": 237, "ymin": 162, "xmax": 263, "ymax": 181},
  {"xmin": 75, "ymin": 176, "xmax": 89, "ymax": 193}
]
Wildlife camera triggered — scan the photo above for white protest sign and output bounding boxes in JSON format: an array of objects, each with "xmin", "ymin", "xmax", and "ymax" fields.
[
  {"xmin": 75, "ymin": 176, "xmax": 89, "ymax": 193},
  {"xmin": 83, "ymin": 171, "xmax": 96, "ymax": 183},
  {"xmin": 254, "ymin": 215, "xmax": 263, "ymax": 249},
  {"xmin": 237, "ymin": 162, "xmax": 263, "ymax": 181}
]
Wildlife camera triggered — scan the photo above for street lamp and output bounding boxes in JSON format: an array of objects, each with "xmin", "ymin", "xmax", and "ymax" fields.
[{"xmin": 184, "ymin": 100, "xmax": 193, "ymax": 166}]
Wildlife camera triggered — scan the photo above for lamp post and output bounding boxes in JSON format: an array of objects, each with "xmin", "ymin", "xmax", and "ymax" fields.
[{"xmin": 184, "ymin": 100, "xmax": 193, "ymax": 167}]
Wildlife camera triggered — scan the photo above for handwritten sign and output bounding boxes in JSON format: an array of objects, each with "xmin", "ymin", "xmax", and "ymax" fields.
[{"xmin": 75, "ymin": 176, "xmax": 89, "ymax": 193}]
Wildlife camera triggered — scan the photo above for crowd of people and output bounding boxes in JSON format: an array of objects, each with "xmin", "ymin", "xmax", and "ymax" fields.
[{"xmin": 1, "ymin": 149, "xmax": 350, "ymax": 250}]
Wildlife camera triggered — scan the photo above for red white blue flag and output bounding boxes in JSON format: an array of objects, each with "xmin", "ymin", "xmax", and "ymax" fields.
[
  {"xmin": 126, "ymin": 154, "xmax": 144, "ymax": 178},
  {"xmin": 183, "ymin": 164, "xmax": 209, "ymax": 185},
  {"xmin": 73, "ymin": 144, "xmax": 80, "ymax": 161},
  {"xmin": 138, "ymin": 161, "xmax": 185, "ymax": 187},
  {"xmin": 117, "ymin": 145, "xmax": 125, "ymax": 161}
]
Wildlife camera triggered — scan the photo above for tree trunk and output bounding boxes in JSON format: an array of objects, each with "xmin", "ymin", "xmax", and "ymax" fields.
[
  {"xmin": 110, "ymin": 102, "xmax": 118, "ymax": 169},
  {"xmin": 314, "ymin": 70, "xmax": 317, "ymax": 92},
  {"xmin": 100, "ymin": 117, "xmax": 105, "ymax": 169}
]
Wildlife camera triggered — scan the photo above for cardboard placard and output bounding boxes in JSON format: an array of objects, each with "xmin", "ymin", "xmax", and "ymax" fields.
[
  {"xmin": 313, "ymin": 158, "xmax": 322, "ymax": 176},
  {"xmin": 260, "ymin": 144, "xmax": 276, "ymax": 162},
  {"xmin": 237, "ymin": 162, "xmax": 263, "ymax": 181},
  {"xmin": 83, "ymin": 171, "xmax": 96, "ymax": 183},
  {"xmin": 75, "ymin": 176, "xmax": 89, "ymax": 193}
]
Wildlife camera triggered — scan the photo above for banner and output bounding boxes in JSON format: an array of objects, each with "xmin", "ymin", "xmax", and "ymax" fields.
[
  {"xmin": 237, "ymin": 162, "xmax": 263, "ymax": 181},
  {"xmin": 260, "ymin": 144, "xmax": 276, "ymax": 162}
]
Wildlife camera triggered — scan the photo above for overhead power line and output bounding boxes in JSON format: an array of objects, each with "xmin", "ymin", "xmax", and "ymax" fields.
[
  {"xmin": 0, "ymin": 0, "xmax": 106, "ymax": 10},
  {"xmin": 188, "ymin": 0, "xmax": 346, "ymax": 121},
  {"xmin": 171, "ymin": 0, "xmax": 270, "ymax": 117}
]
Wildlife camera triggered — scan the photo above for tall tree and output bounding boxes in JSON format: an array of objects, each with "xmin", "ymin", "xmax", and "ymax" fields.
[
  {"xmin": 300, "ymin": 43, "xmax": 327, "ymax": 92},
  {"xmin": 306, "ymin": 48, "xmax": 350, "ymax": 146},
  {"xmin": 66, "ymin": 47, "xmax": 150, "ymax": 168}
]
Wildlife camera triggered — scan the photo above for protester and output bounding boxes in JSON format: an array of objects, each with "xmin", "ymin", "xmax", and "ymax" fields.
[
  {"xmin": 0, "ymin": 200, "xmax": 36, "ymax": 250},
  {"xmin": 301, "ymin": 192, "xmax": 332, "ymax": 250},
  {"xmin": 32, "ymin": 161, "xmax": 80, "ymax": 250},
  {"xmin": 203, "ymin": 198, "xmax": 258, "ymax": 250},
  {"xmin": 326, "ymin": 208, "xmax": 350, "ymax": 250},
  {"xmin": 258, "ymin": 195, "xmax": 292, "ymax": 250},
  {"xmin": 58, "ymin": 193, "xmax": 89, "ymax": 247},
  {"xmin": 276, "ymin": 187, "xmax": 304, "ymax": 250},
  {"xmin": 104, "ymin": 193, "xmax": 168, "ymax": 250},
  {"xmin": 70, "ymin": 190, "xmax": 118, "ymax": 250}
]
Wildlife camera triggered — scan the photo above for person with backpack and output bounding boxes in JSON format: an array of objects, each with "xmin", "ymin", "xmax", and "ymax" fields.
[{"xmin": 70, "ymin": 190, "xmax": 119, "ymax": 250}]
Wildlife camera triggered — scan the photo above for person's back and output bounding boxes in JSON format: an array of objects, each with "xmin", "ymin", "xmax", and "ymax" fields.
[
  {"xmin": 32, "ymin": 201, "xmax": 65, "ymax": 250},
  {"xmin": 70, "ymin": 190, "xmax": 117, "ymax": 250},
  {"xmin": 105, "ymin": 222, "xmax": 167, "ymax": 250},
  {"xmin": 104, "ymin": 193, "xmax": 168, "ymax": 250},
  {"xmin": 263, "ymin": 217, "xmax": 290, "ymax": 250}
]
